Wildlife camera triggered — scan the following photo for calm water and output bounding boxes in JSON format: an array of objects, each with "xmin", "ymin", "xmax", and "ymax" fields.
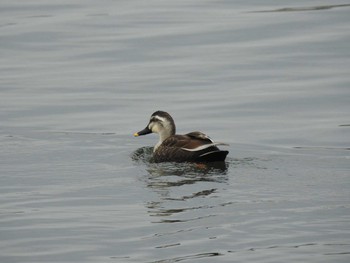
[{"xmin": 1, "ymin": 1, "xmax": 350, "ymax": 262}]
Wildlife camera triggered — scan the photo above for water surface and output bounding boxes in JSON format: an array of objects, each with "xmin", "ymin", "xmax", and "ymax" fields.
[{"xmin": 1, "ymin": 1, "xmax": 349, "ymax": 262}]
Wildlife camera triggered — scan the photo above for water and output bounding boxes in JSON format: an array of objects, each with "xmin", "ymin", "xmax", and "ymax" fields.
[{"xmin": 1, "ymin": 1, "xmax": 350, "ymax": 262}]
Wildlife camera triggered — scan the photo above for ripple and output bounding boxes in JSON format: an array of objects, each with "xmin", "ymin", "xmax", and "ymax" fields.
[
  {"xmin": 148, "ymin": 252, "xmax": 223, "ymax": 263},
  {"xmin": 227, "ymin": 242, "xmax": 350, "ymax": 256},
  {"xmin": 155, "ymin": 242, "xmax": 181, "ymax": 249},
  {"xmin": 155, "ymin": 214, "xmax": 216, "ymax": 224},
  {"xmin": 251, "ymin": 4, "xmax": 350, "ymax": 13}
]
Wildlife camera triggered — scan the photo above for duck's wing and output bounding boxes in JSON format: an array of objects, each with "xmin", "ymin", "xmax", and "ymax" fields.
[
  {"xmin": 186, "ymin": 131, "xmax": 213, "ymax": 142},
  {"xmin": 155, "ymin": 134, "xmax": 229, "ymax": 163},
  {"xmin": 183, "ymin": 132, "xmax": 229, "ymax": 151},
  {"xmin": 162, "ymin": 133, "xmax": 228, "ymax": 152},
  {"xmin": 160, "ymin": 134, "xmax": 201, "ymax": 148}
]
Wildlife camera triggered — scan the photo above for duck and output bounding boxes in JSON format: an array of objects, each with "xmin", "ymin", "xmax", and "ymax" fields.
[{"xmin": 134, "ymin": 111, "xmax": 229, "ymax": 163}]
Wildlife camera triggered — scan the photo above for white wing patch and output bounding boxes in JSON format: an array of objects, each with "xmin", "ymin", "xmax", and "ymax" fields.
[
  {"xmin": 197, "ymin": 133, "xmax": 212, "ymax": 141},
  {"xmin": 187, "ymin": 131, "xmax": 213, "ymax": 142},
  {"xmin": 181, "ymin": 142, "xmax": 229, "ymax": 152}
]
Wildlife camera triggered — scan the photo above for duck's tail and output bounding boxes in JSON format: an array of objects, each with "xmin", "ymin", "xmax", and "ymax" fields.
[{"xmin": 195, "ymin": 150, "xmax": 229, "ymax": 162}]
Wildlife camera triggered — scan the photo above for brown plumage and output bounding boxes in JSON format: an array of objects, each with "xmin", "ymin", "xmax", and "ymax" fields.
[{"xmin": 134, "ymin": 111, "xmax": 229, "ymax": 163}]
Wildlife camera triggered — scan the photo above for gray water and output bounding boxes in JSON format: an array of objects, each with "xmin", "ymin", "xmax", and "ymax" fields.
[{"xmin": 1, "ymin": 1, "xmax": 350, "ymax": 262}]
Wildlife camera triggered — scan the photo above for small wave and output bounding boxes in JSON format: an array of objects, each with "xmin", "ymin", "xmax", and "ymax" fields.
[
  {"xmin": 148, "ymin": 252, "xmax": 222, "ymax": 263},
  {"xmin": 250, "ymin": 4, "xmax": 350, "ymax": 13}
]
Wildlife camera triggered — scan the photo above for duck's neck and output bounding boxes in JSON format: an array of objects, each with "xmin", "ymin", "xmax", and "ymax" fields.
[{"xmin": 154, "ymin": 127, "xmax": 175, "ymax": 152}]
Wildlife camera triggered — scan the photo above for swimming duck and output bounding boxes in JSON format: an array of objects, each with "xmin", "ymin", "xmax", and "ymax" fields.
[{"xmin": 134, "ymin": 111, "xmax": 229, "ymax": 163}]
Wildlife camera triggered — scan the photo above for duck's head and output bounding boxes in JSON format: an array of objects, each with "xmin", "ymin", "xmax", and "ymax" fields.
[{"xmin": 134, "ymin": 111, "xmax": 176, "ymax": 143}]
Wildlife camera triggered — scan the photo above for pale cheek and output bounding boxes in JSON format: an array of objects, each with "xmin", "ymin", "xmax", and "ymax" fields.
[{"xmin": 151, "ymin": 124, "xmax": 159, "ymax": 133}]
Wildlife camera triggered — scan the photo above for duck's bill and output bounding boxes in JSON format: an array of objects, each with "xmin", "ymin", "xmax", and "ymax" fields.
[{"xmin": 134, "ymin": 127, "xmax": 152, "ymax": 137}]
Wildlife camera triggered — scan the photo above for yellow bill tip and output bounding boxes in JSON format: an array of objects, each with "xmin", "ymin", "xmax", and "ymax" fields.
[{"xmin": 133, "ymin": 132, "xmax": 139, "ymax": 137}]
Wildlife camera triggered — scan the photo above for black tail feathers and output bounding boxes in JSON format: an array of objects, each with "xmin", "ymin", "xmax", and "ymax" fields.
[{"xmin": 195, "ymin": 150, "xmax": 228, "ymax": 162}]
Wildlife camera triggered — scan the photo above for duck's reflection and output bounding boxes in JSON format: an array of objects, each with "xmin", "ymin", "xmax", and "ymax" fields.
[{"xmin": 132, "ymin": 147, "xmax": 229, "ymax": 222}]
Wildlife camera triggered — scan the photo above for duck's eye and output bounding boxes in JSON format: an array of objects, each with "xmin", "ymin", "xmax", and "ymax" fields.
[
  {"xmin": 151, "ymin": 120, "xmax": 162, "ymax": 127},
  {"xmin": 150, "ymin": 116, "xmax": 159, "ymax": 122}
]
